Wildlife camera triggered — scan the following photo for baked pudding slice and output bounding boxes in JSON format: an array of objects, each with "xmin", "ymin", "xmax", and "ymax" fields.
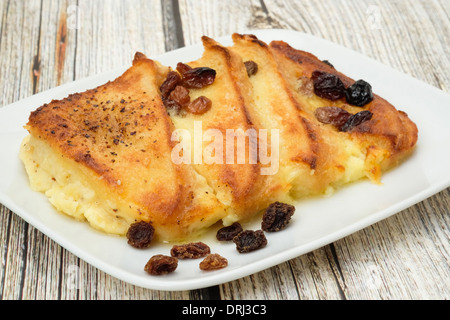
[
  {"xmin": 269, "ymin": 39, "xmax": 418, "ymax": 186},
  {"xmin": 20, "ymin": 53, "xmax": 226, "ymax": 241},
  {"xmin": 19, "ymin": 34, "xmax": 418, "ymax": 242},
  {"xmin": 167, "ymin": 36, "xmax": 292, "ymax": 226},
  {"xmin": 229, "ymin": 34, "xmax": 418, "ymax": 198}
]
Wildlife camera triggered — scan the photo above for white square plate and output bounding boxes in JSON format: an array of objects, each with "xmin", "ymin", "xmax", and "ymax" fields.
[{"xmin": 1, "ymin": 29, "xmax": 449, "ymax": 291}]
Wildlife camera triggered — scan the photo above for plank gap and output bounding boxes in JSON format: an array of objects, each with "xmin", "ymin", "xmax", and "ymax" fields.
[
  {"xmin": 31, "ymin": 0, "xmax": 44, "ymax": 94},
  {"xmin": 161, "ymin": 0, "xmax": 185, "ymax": 51},
  {"xmin": 325, "ymin": 244, "xmax": 347, "ymax": 300},
  {"xmin": 0, "ymin": 208, "xmax": 13, "ymax": 299}
]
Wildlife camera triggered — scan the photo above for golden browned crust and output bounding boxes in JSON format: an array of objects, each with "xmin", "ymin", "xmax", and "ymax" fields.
[
  {"xmin": 230, "ymin": 33, "xmax": 348, "ymax": 195},
  {"xmin": 174, "ymin": 36, "xmax": 291, "ymax": 221},
  {"xmin": 269, "ymin": 40, "xmax": 418, "ymax": 168},
  {"xmin": 268, "ymin": 39, "xmax": 418, "ymax": 182},
  {"xmin": 21, "ymin": 35, "xmax": 418, "ymax": 241},
  {"xmin": 25, "ymin": 53, "xmax": 226, "ymax": 241}
]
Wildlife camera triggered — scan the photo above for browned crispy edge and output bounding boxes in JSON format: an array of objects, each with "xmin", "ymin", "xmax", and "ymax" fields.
[
  {"xmin": 269, "ymin": 40, "xmax": 419, "ymax": 168},
  {"xmin": 199, "ymin": 36, "xmax": 264, "ymax": 212},
  {"xmin": 25, "ymin": 53, "xmax": 165, "ymax": 188},
  {"xmin": 231, "ymin": 33, "xmax": 325, "ymax": 172}
]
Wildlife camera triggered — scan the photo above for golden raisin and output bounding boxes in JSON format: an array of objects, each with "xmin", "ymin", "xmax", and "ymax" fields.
[
  {"xmin": 160, "ymin": 71, "xmax": 181, "ymax": 98},
  {"xmin": 169, "ymin": 85, "xmax": 190, "ymax": 108},
  {"xmin": 144, "ymin": 255, "xmax": 178, "ymax": 275},
  {"xmin": 199, "ymin": 254, "xmax": 228, "ymax": 271},
  {"xmin": 170, "ymin": 242, "xmax": 211, "ymax": 259},
  {"xmin": 186, "ymin": 96, "xmax": 212, "ymax": 115},
  {"xmin": 182, "ymin": 67, "xmax": 216, "ymax": 89},
  {"xmin": 176, "ymin": 62, "xmax": 192, "ymax": 75}
]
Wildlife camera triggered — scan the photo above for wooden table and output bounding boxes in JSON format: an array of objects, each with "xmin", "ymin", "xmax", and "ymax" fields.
[{"xmin": 0, "ymin": 0, "xmax": 449, "ymax": 300}]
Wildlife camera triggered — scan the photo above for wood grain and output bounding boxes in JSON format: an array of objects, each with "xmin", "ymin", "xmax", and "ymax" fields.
[{"xmin": 0, "ymin": 0, "xmax": 449, "ymax": 300}]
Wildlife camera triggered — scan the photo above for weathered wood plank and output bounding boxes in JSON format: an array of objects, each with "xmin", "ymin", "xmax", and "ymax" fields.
[{"xmin": 0, "ymin": 0, "xmax": 43, "ymax": 300}]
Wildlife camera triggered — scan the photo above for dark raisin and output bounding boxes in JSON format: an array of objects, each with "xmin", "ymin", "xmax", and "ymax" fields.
[
  {"xmin": 322, "ymin": 60, "xmax": 335, "ymax": 68},
  {"xmin": 126, "ymin": 221, "xmax": 155, "ymax": 248},
  {"xmin": 160, "ymin": 71, "xmax": 181, "ymax": 98},
  {"xmin": 182, "ymin": 67, "xmax": 216, "ymax": 89},
  {"xmin": 144, "ymin": 255, "xmax": 178, "ymax": 275},
  {"xmin": 216, "ymin": 222, "xmax": 243, "ymax": 241},
  {"xmin": 244, "ymin": 60, "xmax": 258, "ymax": 76},
  {"xmin": 311, "ymin": 71, "xmax": 346, "ymax": 101},
  {"xmin": 176, "ymin": 62, "xmax": 192, "ymax": 75},
  {"xmin": 346, "ymin": 79, "xmax": 374, "ymax": 107},
  {"xmin": 314, "ymin": 106, "xmax": 352, "ymax": 129},
  {"xmin": 199, "ymin": 254, "xmax": 228, "ymax": 271},
  {"xmin": 186, "ymin": 96, "xmax": 212, "ymax": 115},
  {"xmin": 169, "ymin": 85, "xmax": 190, "ymax": 108},
  {"xmin": 261, "ymin": 202, "xmax": 295, "ymax": 232},
  {"xmin": 170, "ymin": 242, "xmax": 211, "ymax": 259},
  {"xmin": 340, "ymin": 110, "xmax": 374, "ymax": 132},
  {"xmin": 233, "ymin": 230, "xmax": 267, "ymax": 253}
]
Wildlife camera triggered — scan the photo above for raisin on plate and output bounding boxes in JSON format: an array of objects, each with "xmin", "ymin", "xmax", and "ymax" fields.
[
  {"xmin": 262, "ymin": 201, "xmax": 295, "ymax": 232},
  {"xmin": 216, "ymin": 222, "xmax": 243, "ymax": 241},
  {"xmin": 144, "ymin": 255, "xmax": 178, "ymax": 276},
  {"xmin": 126, "ymin": 221, "xmax": 155, "ymax": 249},
  {"xmin": 199, "ymin": 254, "xmax": 228, "ymax": 271},
  {"xmin": 170, "ymin": 242, "xmax": 211, "ymax": 259},
  {"xmin": 233, "ymin": 230, "xmax": 267, "ymax": 253}
]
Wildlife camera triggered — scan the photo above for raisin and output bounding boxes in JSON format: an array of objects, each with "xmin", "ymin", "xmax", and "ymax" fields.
[
  {"xmin": 311, "ymin": 70, "xmax": 346, "ymax": 101},
  {"xmin": 126, "ymin": 221, "xmax": 155, "ymax": 248},
  {"xmin": 346, "ymin": 79, "xmax": 374, "ymax": 107},
  {"xmin": 314, "ymin": 106, "xmax": 352, "ymax": 129},
  {"xmin": 244, "ymin": 60, "xmax": 258, "ymax": 76},
  {"xmin": 233, "ymin": 230, "xmax": 267, "ymax": 253},
  {"xmin": 182, "ymin": 67, "xmax": 216, "ymax": 89},
  {"xmin": 296, "ymin": 76, "xmax": 314, "ymax": 97},
  {"xmin": 169, "ymin": 85, "xmax": 190, "ymax": 108},
  {"xmin": 322, "ymin": 60, "xmax": 335, "ymax": 68},
  {"xmin": 186, "ymin": 96, "xmax": 212, "ymax": 115},
  {"xmin": 176, "ymin": 62, "xmax": 192, "ymax": 75},
  {"xmin": 162, "ymin": 96, "xmax": 182, "ymax": 114},
  {"xmin": 216, "ymin": 222, "xmax": 243, "ymax": 241},
  {"xmin": 144, "ymin": 255, "xmax": 178, "ymax": 275},
  {"xmin": 340, "ymin": 110, "xmax": 373, "ymax": 132},
  {"xmin": 170, "ymin": 242, "xmax": 211, "ymax": 259},
  {"xmin": 261, "ymin": 202, "xmax": 295, "ymax": 232},
  {"xmin": 199, "ymin": 254, "xmax": 228, "ymax": 271},
  {"xmin": 160, "ymin": 71, "xmax": 181, "ymax": 98}
]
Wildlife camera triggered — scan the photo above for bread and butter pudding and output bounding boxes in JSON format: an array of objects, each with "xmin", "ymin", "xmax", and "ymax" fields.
[{"xmin": 19, "ymin": 34, "xmax": 418, "ymax": 242}]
